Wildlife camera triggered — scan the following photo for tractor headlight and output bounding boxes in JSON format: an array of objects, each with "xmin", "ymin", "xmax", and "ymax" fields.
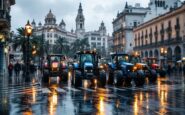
[
  {"xmin": 133, "ymin": 66, "xmax": 137, "ymax": 71},
  {"xmin": 99, "ymin": 65, "xmax": 104, "ymax": 69}
]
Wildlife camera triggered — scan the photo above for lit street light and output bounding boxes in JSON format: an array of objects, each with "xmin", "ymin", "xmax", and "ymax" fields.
[
  {"xmin": 25, "ymin": 20, "xmax": 33, "ymax": 81},
  {"xmin": 160, "ymin": 47, "xmax": 167, "ymax": 66}
]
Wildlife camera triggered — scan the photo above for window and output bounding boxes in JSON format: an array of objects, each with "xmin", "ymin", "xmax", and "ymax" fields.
[
  {"xmin": 176, "ymin": 17, "xmax": 179, "ymax": 25},
  {"xmin": 47, "ymin": 33, "xmax": 49, "ymax": 38},
  {"xmin": 91, "ymin": 42, "xmax": 96, "ymax": 48},
  {"xmin": 134, "ymin": 22, "xmax": 137, "ymax": 27},
  {"xmin": 103, "ymin": 38, "xmax": 105, "ymax": 41},
  {"xmin": 80, "ymin": 24, "xmax": 83, "ymax": 29},
  {"xmin": 91, "ymin": 37, "xmax": 96, "ymax": 40},
  {"xmin": 97, "ymin": 38, "xmax": 101, "ymax": 41},
  {"xmin": 97, "ymin": 43, "xmax": 101, "ymax": 46}
]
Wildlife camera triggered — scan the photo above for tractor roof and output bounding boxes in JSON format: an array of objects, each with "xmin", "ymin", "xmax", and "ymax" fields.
[{"xmin": 76, "ymin": 50, "xmax": 97, "ymax": 55}]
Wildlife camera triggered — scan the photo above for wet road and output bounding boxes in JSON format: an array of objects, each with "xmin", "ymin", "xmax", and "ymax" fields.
[{"xmin": 0, "ymin": 71, "xmax": 185, "ymax": 115}]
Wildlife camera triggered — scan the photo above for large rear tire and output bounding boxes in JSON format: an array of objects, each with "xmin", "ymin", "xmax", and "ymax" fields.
[
  {"xmin": 134, "ymin": 70, "xmax": 145, "ymax": 86},
  {"xmin": 99, "ymin": 71, "xmax": 106, "ymax": 87},
  {"xmin": 72, "ymin": 71, "xmax": 82, "ymax": 87},
  {"xmin": 60, "ymin": 70, "xmax": 68, "ymax": 82},
  {"xmin": 43, "ymin": 73, "xmax": 49, "ymax": 83},
  {"xmin": 148, "ymin": 69, "xmax": 157, "ymax": 83}
]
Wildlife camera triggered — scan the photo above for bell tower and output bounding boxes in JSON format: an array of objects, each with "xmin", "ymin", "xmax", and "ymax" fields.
[{"xmin": 76, "ymin": 3, "xmax": 85, "ymax": 38}]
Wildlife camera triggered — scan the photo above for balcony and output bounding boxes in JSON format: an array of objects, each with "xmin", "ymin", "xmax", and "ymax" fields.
[
  {"xmin": 166, "ymin": 27, "xmax": 172, "ymax": 33},
  {"xmin": 160, "ymin": 29, "xmax": 165, "ymax": 35},
  {"xmin": 175, "ymin": 24, "xmax": 180, "ymax": 31},
  {"xmin": 133, "ymin": 37, "xmax": 183, "ymax": 50},
  {"xmin": 0, "ymin": 10, "xmax": 11, "ymax": 28}
]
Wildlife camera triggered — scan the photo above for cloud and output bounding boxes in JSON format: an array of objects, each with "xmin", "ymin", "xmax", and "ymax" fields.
[{"xmin": 11, "ymin": 0, "xmax": 151, "ymax": 34}]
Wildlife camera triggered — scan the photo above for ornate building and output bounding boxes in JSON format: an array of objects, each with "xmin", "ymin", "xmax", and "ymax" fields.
[
  {"xmin": 113, "ymin": 2, "xmax": 148, "ymax": 53},
  {"xmin": 84, "ymin": 21, "xmax": 109, "ymax": 56},
  {"xmin": 144, "ymin": 0, "xmax": 182, "ymax": 22},
  {"xmin": 0, "ymin": 0, "xmax": 15, "ymax": 75},
  {"xmin": 133, "ymin": 3, "xmax": 185, "ymax": 65},
  {"xmin": 32, "ymin": 9, "xmax": 77, "ymax": 47},
  {"xmin": 32, "ymin": 3, "xmax": 109, "ymax": 54}
]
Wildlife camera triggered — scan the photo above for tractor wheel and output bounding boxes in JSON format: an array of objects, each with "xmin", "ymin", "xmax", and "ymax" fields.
[
  {"xmin": 148, "ymin": 69, "xmax": 157, "ymax": 83},
  {"xmin": 73, "ymin": 71, "xmax": 82, "ymax": 87},
  {"xmin": 99, "ymin": 71, "xmax": 106, "ymax": 87},
  {"xmin": 61, "ymin": 70, "xmax": 68, "ymax": 82},
  {"xmin": 114, "ymin": 71, "xmax": 123, "ymax": 87},
  {"xmin": 134, "ymin": 70, "xmax": 145, "ymax": 86}
]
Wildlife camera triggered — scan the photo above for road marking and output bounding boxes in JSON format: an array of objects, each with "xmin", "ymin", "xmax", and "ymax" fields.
[
  {"xmin": 42, "ymin": 88, "xmax": 51, "ymax": 94},
  {"xmin": 80, "ymin": 87, "xmax": 96, "ymax": 92},
  {"xmin": 56, "ymin": 88, "xmax": 66, "ymax": 93},
  {"xmin": 65, "ymin": 87, "xmax": 81, "ymax": 92}
]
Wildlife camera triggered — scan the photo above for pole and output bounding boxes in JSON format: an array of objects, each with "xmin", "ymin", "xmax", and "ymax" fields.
[{"xmin": 25, "ymin": 35, "xmax": 30, "ymax": 82}]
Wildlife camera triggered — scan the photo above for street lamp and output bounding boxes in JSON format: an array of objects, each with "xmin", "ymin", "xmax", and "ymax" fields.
[
  {"xmin": 0, "ymin": 34, "xmax": 5, "ymax": 42},
  {"xmin": 160, "ymin": 47, "xmax": 167, "ymax": 66},
  {"xmin": 25, "ymin": 20, "xmax": 32, "ymax": 78}
]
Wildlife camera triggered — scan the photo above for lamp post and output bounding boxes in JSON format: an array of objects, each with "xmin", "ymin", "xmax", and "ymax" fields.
[
  {"xmin": 25, "ymin": 20, "xmax": 33, "ymax": 79},
  {"xmin": 160, "ymin": 47, "xmax": 167, "ymax": 66}
]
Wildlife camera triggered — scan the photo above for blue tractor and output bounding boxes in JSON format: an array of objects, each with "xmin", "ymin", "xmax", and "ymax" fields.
[
  {"xmin": 72, "ymin": 50, "xmax": 106, "ymax": 87},
  {"xmin": 108, "ymin": 53, "xmax": 146, "ymax": 86}
]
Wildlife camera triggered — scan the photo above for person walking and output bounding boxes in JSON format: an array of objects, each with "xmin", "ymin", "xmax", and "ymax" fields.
[
  {"xmin": 8, "ymin": 62, "xmax": 13, "ymax": 77},
  {"xmin": 14, "ymin": 61, "xmax": 21, "ymax": 76},
  {"xmin": 183, "ymin": 64, "xmax": 185, "ymax": 76},
  {"xmin": 167, "ymin": 64, "xmax": 171, "ymax": 76}
]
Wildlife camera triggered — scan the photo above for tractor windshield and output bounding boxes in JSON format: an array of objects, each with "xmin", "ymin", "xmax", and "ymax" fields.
[
  {"xmin": 80, "ymin": 54, "xmax": 94, "ymax": 64},
  {"xmin": 112, "ymin": 55, "xmax": 129, "ymax": 63},
  {"xmin": 50, "ymin": 56, "xmax": 61, "ymax": 62},
  {"xmin": 129, "ymin": 56, "xmax": 141, "ymax": 64}
]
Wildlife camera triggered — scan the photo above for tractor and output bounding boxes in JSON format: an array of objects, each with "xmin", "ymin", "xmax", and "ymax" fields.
[
  {"xmin": 42, "ymin": 54, "xmax": 68, "ymax": 82},
  {"xmin": 72, "ymin": 50, "xmax": 106, "ymax": 87},
  {"xmin": 108, "ymin": 53, "xmax": 145, "ymax": 87}
]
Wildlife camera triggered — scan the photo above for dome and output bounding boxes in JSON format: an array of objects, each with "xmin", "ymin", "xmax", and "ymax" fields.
[{"xmin": 46, "ymin": 9, "xmax": 55, "ymax": 19}]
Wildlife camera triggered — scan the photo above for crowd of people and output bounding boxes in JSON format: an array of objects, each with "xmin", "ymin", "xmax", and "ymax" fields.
[
  {"xmin": 7, "ymin": 61, "xmax": 36, "ymax": 77},
  {"xmin": 166, "ymin": 64, "xmax": 185, "ymax": 76}
]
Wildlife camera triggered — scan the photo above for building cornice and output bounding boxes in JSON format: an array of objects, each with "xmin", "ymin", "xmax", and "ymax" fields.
[{"xmin": 134, "ymin": 4, "xmax": 185, "ymax": 31}]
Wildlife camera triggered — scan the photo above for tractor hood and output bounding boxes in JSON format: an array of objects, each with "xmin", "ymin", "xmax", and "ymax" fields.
[
  {"xmin": 120, "ymin": 62, "xmax": 134, "ymax": 66},
  {"xmin": 84, "ymin": 62, "xmax": 93, "ymax": 68}
]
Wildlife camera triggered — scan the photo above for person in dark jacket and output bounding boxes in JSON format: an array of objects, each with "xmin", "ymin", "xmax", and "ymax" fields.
[
  {"xmin": 14, "ymin": 61, "xmax": 21, "ymax": 76},
  {"xmin": 8, "ymin": 62, "xmax": 13, "ymax": 77},
  {"xmin": 183, "ymin": 64, "xmax": 185, "ymax": 76},
  {"xmin": 167, "ymin": 64, "xmax": 172, "ymax": 76}
]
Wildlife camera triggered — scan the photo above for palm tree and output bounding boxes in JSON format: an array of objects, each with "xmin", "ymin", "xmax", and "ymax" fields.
[
  {"xmin": 12, "ymin": 27, "xmax": 48, "ymax": 63},
  {"xmin": 54, "ymin": 37, "xmax": 69, "ymax": 54},
  {"xmin": 71, "ymin": 38, "xmax": 90, "ymax": 54},
  {"xmin": 12, "ymin": 27, "xmax": 27, "ymax": 63}
]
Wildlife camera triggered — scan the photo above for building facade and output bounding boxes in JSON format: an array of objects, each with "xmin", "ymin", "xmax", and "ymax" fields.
[
  {"xmin": 113, "ymin": 2, "xmax": 148, "ymax": 53},
  {"xmin": 32, "ymin": 3, "xmax": 109, "ymax": 55},
  {"xmin": 84, "ymin": 21, "xmax": 109, "ymax": 56},
  {"xmin": 32, "ymin": 10, "xmax": 77, "ymax": 49},
  {"xmin": 0, "ymin": 0, "xmax": 15, "ymax": 75},
  {"xmin": 144, "ymin": 0, "xmax": 182, "ymax": 22},
  {"xmin": 133, "ymin": 3, "xmax": 185, "ymax": 65}
]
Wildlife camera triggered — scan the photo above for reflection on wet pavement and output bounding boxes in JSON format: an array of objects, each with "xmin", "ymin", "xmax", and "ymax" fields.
[{"xmin": 0, "ymin": 71, "xmax": 185, "ymax": 115}]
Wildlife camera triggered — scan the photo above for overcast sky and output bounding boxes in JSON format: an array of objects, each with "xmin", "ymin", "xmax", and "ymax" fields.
[{"xmin": 11, "ymin": 0, "xmax": 151, "ymax": 34}]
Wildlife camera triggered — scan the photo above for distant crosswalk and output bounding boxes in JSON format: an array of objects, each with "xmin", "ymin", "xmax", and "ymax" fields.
[{"xmin": 0, "ymin": 81, "xmax": 184, "ymax": 97}]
